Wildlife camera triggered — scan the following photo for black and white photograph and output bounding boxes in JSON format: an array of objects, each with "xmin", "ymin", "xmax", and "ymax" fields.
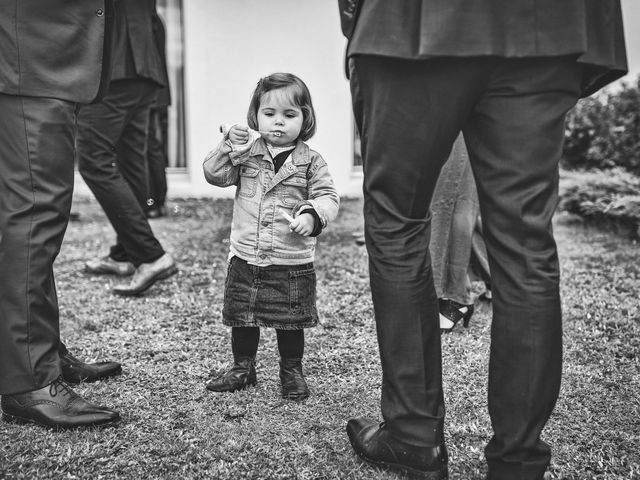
[{"xmin": 0, "ymin": 1, "xmax": 638, "ymax": 479}]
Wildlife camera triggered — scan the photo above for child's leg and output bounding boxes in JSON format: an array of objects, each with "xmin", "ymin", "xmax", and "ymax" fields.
[
  {"xmin": 206, "ymin": 327, "xmax": 259, "ymax": 393},
  {"xmin": 276, "ymin": 329, "xmax": 304, "ymax": 358},
  {"xmin": 276, "ymin": 329, "xmax": 309, "ymax": 401},
  {"xmin": 232, "ymin": 326, "xmax": 260, "ymax": 358}
]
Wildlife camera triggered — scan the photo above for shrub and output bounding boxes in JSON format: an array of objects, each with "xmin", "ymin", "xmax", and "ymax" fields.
[
  {"xmin": 563, "ymin": 75, "xmax": 640, "ymax": 174},
  {"xmin": 559, "ymin": 168, "xmax": 640, "ymax": 237}
]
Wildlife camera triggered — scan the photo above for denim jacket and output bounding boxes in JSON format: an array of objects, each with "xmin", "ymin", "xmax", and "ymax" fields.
[{"xmin": 203, "ymin": 136, "xmax": 340, "ymax": 266}]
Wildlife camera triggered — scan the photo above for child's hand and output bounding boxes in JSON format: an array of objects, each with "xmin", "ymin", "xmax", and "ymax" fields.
[
  {"xmin": 228, "ymin": 124, "xmax": 250, "ymax": 145},
  {"xmin": 289, "ymin": 213, "xmax": 315, "ymax": 236}
]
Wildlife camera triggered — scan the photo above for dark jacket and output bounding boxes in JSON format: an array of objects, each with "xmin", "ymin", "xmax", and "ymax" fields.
[
  {"xmin": 340, "ymin": 0, "xmax": 628, "ymax": 96},
  {"xmin": 0, "ymin": 0, "xmax": 112, "ymax": 103},
  {"xmin": 152, "ymin": 11, "xmax": 171, "ymax": 107},
  {"xmin": 111, "ymin": 0, "xmax": 167, "ymax": 87}
]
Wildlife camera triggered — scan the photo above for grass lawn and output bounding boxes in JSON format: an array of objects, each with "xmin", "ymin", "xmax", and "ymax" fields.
[{"xmin": 1, "ymin": 196, "xmax": 638, "ymax": 480}]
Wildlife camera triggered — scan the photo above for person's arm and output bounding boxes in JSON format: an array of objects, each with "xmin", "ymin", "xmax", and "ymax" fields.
[
  {"xmin": 290, "ymin": 154, "xmax": 340, "ymax": 237},
  {"xmin": 338, "ymin": 0, "xmax": 363, "ymax": 39},
  {"xmin": 202, "ymin": 124, "xmax": 259, "ymax": 187}
]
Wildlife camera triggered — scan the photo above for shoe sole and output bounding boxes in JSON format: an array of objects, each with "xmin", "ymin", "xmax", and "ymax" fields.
[
  {"xmin": 348, "ymin": 432, "xmax": 448, "ymax": 480},
  {"xmin": 206, "ymin": 380, "xmax": 257, "ymax": 393},
  {"xmin": 84, "ymin": 265, "xmax": 134, "ymax": 276},
  {"xmin": 281, "ymin": 390, "xmax": 310, "ymax": 401},
  {"xmin": 113, "ymin": 265, "xmax": 178, "ymax": 296},
  {"xmin": 2, "ymin": 412, "xmax": 120, "ymax": 430},
  {"xmin": 439, "ymin": 311, "xmax": 473, "ymax": 333},
  {"xmin": 353, "ymin": 452, "xmax": 448, "ymax": 480}
]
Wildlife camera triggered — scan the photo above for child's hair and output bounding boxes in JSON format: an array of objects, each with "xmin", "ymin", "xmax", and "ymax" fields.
[{"xmin": 247, "ymin": 72, "xmax": 317, "ymax": 141}]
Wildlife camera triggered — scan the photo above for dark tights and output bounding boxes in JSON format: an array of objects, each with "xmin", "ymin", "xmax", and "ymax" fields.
[{"xmin": 231, "ymin": 327, "xmax": 304, "ymax": 359}]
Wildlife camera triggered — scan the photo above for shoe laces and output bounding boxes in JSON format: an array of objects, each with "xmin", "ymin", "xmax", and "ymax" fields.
[{"xmin": 49, "ymin": 376, "xmax": 79, "ymax": 399}]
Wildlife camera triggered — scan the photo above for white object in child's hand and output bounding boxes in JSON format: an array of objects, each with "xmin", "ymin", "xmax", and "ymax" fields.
[
  {"xmin": 279, "ymin": 208, "xmax": 295, "ymax": 224},
  {"xmin": 259, "ymin": 130, "xmax": 282, "ymax": 137}
]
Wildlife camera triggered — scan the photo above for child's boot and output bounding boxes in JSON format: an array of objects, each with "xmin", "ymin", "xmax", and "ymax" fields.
[
  {"xmin": 279, "ymin": 357, "xmax": 309, "ymax": 401},
  {"xmin": 206, "ymin": 356, "xmax": 257, "ymax": 392}
]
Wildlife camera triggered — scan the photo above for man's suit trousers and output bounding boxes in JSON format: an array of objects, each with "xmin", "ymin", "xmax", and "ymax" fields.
[
  {"xmin": 77, "ymin": 79, "xmax": 165, "ymax": 266},
  {"xmin": 350, "ymin": 55, "xmax": 583, "ymax": 480},
  {"xmin": 0, "ymin": 94, "xmax": 76, "ymax": 394}
]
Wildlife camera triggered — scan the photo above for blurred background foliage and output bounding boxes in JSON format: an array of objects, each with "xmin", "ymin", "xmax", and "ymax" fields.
[{"xmin": 560, "ymin": 75, "xmax": 640, "ymax": 237}]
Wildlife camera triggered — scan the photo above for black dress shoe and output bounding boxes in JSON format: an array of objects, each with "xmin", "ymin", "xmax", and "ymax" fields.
[
  {"xmin": 1, "ymin": 377, "xmax": 120, "ymax": 429},
  {"xmin": 279, "ymin": 357, "xmax": 309, "ymax": 401},
  {"xmin": 206, "ymin": 357, "xmax": 257, "ymax": 392},
  {"xmin": 346, "ymin": 417, "xmax": 448, "ymax": 480},
  {"xmin": 60, "ymin": 351, "xmax": 122, "ymax": 384},
  {"xmin": 112, "ymin": 253, "xmax": 177, "ymax": 296}
]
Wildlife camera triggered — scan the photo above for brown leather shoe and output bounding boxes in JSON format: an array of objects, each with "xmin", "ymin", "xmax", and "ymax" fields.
[
  {"xmin": 84, "ymin": 255, "xmax": 135, "ymax": 276},
  {"xmin": 279, "ymin": 357, "xmax": 310, "ymax": 401},
  {"xmin": 60, "ymin": 351, "xmax": 122, "ymax": 384},
  {"xmin": 1, "ymin": 377, "xmax": 120, "ymax": 429},
  {"xmin": 206, "ymin": 357, "xmax": 257, "ymax": 392},
  {"xmin": 112, "ymin": 253, "xmax": 177, "ymax": 296},
  {"xmin": 346, "ymin": 417, "xmax": 448, "ymax": 479}
]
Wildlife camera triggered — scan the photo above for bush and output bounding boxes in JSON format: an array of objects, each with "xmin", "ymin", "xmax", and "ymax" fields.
[
  {"xmin": 559, "ymin": 168, "xmax": 640, "ymax": 237},
  {"xmin": 563, "ymin": 75, "xmax": 640, "ymax": 174}
]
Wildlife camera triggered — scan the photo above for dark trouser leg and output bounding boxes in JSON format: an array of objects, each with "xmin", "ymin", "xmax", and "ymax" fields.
[
  {"xmin": 0, "ymin": 95, "xmax": 77, "ymax": 394},
  {"xmin": 463, "ymin": 57, "xmax": 582, "ymax": 480},
  {"xmin": 350, "ymin": 56, "xmax": 484, "ymax": 447},
  {"xmin": 146, "ymin": 107, "xmax": 168, "ymax": 209},
  {"xmin": 352, "ymin": 53, "xmax": 581, "ymax": 473},
  {"xmin": 77, "ymin": 79, "xmax": 164, "ymax": 266}
]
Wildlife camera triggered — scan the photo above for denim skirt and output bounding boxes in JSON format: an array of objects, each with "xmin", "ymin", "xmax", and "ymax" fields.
[{"xmin": 222, "ymin": 256, "xmax": 319, "ymax": 329}]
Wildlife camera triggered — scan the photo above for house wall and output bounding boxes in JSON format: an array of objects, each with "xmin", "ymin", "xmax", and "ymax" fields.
[{"xmin": 175, "ymin": 0, "xmax": 358, "ymax": 198}]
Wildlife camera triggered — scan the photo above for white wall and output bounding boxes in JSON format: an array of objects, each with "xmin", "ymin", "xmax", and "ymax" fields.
[
  {"xmin": 621, "ymin": 0, "xmax": 640, "ymax": 80},
  {"xmin": 177, "ymin": 0, "xmax": 358, "ymax": 198}
]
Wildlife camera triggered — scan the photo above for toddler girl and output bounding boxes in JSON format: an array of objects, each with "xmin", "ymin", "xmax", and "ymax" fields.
[{"xmin": 202, "ymin": 72, "xmax": 339, "ymax": 401}]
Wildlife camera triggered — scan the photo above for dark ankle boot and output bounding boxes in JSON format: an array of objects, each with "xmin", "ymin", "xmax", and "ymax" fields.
[
  {"xmin": 279, "ymin": 357, "xmax": 309, "ymax": 401},
  {"xmin": 206, "ymin": 357, "xmax": 256, "ymax": 392}
]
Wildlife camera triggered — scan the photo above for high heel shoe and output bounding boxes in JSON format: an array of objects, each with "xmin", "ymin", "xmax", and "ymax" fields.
[{"xmin": 439, "ymin": 298, "xmax": 474, "ymax": 332}]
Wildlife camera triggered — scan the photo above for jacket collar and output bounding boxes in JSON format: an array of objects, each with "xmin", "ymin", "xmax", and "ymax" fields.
[{"xmin": 249, "ymin": 138, "xmax": 311, "ymax": 166}]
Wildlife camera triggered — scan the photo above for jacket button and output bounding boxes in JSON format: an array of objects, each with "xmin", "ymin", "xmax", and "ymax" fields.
[
  {"xmin": 96, "ymin": 8, "xmax": 104, "ymax": 16},
  {"xmin": 259, "ymin": 254, "xmax": 267, "ymax": 260},
  {"xmin": 261, "ymin": 220, "xmax": 269, "ymax": 227}
]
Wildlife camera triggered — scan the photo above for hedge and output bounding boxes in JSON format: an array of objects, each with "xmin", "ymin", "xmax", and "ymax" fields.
[{"xmin": 563, "ymin": 75, "xmax": 640, "ymax": 174}]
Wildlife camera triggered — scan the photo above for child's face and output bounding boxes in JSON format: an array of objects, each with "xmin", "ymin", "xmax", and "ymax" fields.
[{"xmin": 257, "ymin": 87, "xmax": 303, "ymax": 146}]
